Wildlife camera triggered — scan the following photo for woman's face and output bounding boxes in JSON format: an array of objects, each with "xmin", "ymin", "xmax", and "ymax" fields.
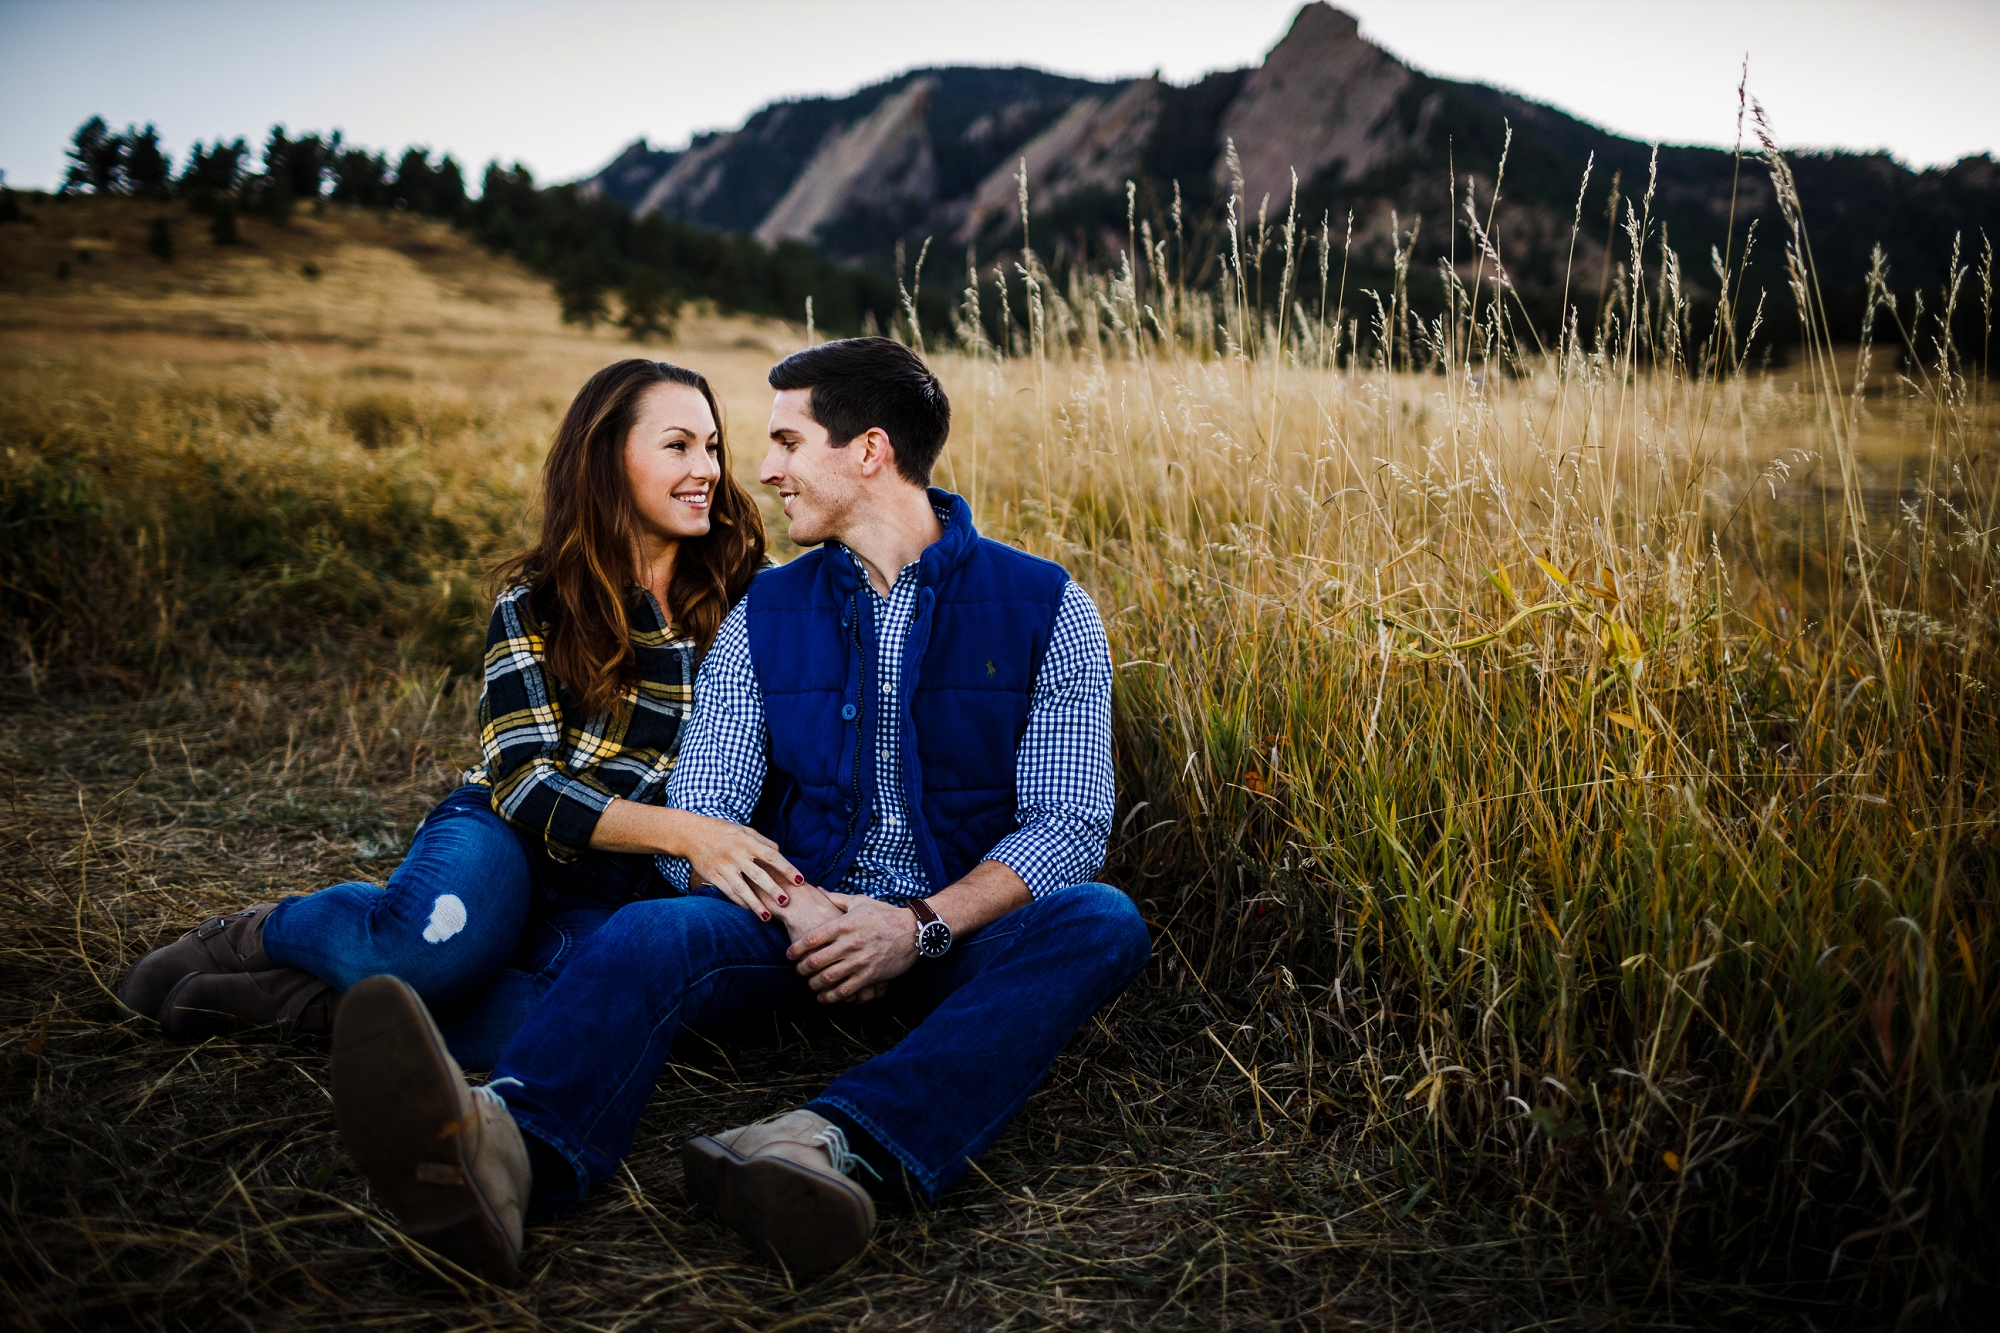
[{"xmin": 623, "ymin": 381, "xmax": 722, "ymax": 544}]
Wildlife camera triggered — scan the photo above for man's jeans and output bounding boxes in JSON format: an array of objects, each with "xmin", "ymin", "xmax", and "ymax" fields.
[
  {"xmin": 491, "ymin": 882, "xmax": 1151, "ymax": 1209},
  {"xmin": 260, "ymin": 784, "xmax": 658, "ymax": 1069}
]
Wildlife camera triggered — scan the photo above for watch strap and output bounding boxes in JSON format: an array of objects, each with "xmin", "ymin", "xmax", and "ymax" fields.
[{"xmin": 907, "ymin": 897, "xmax": 951, "ymax": 956}]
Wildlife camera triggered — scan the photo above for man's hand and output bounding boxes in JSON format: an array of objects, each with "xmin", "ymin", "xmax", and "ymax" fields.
[{"xmin": 786, "ymin": 893, "xmax": 917, "ymax": 1003}]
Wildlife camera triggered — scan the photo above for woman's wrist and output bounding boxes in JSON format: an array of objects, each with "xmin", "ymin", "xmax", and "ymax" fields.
[
  {"xmin": 774, "ymin": 881, "xmax": 843, "ymax": 939},
  {"xmin": 649, "ymin": 805, "xmax": 697, "ymax": 859},
  {"xmin": 588, "ymin": 798, "xmax": 703, "ymax": 859}
]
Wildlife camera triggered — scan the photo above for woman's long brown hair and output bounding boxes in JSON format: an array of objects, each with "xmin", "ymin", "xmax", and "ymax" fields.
[{"xmin": 496, "ymin": 359, "xmax": 765, "ymax": 717}]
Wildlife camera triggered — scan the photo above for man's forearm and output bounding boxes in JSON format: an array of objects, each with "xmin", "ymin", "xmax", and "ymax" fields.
[{"xmin": 928, "ymin": 859, "xmax": 1033, "ymax": 936}]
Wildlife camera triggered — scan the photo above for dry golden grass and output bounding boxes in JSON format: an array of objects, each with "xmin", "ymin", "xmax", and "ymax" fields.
[{"xmin": 2, "ymin": 189, "xmax": 1994, "ymax": 1330}]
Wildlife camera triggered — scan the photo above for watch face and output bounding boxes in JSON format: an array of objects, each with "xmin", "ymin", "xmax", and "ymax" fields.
[{"xmin": 917, "ymin": 919, "xmax": 952, "ymax": 957}]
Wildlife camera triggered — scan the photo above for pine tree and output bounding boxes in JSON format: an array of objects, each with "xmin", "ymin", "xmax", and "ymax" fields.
[
  {"xmin": 618, "ymin": 266, "xmax": 679, "ymax": 341},
  {"xmin": 125, "ymin": 126, "xmax": 172, "ymax": 198},
  {"xmin": 62, "ymin": 117, "xmax": 124, "ymax": 194},
  {"xmin": 180, "ymin": 139, "xmax": 249, "ymax": 201},
  {"xmin": 330, "ymin": 146, "xmax": 389, "ymax": 207}
]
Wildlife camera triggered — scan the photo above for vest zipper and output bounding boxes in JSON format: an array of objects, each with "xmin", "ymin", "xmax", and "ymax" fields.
[
  {"xmin": 837, "ymin": 592, "xmax": 867, "ymax": 864},
  {"xmin": 852, "ymin": 592, "xmax": 868, "ymax": 840}
]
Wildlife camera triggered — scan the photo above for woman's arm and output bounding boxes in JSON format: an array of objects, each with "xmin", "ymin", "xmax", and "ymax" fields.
[{"xmin": 590, "ymin": 799, "xmax": 839, "ymax": 934}]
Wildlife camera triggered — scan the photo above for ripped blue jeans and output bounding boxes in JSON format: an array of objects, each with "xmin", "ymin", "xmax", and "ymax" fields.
[{"xmin": 259, "ymin": 783, "xmax": 658, "ymax": 1068}]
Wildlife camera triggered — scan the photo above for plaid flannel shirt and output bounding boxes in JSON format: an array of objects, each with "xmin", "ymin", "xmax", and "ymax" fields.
[{"xmin": 464, "ymin": 583, "xmax": 694, "ymax": 861}]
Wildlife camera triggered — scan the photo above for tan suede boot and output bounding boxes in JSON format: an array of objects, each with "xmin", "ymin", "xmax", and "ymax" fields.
[
  {"xmin": 158, "ymin": 968, "xmax": 338, "ymax": 1041},
  {"xmin": 331, "ymin": 974, "xmax": 529, "ymax": 1285},
  {"xmin": 683, "ymin": 1109, "xmax": 878, "ymax": 1273},
  {"xmin": 118, "ymin": 903, "xmax": 278, "ymax": 1021}
]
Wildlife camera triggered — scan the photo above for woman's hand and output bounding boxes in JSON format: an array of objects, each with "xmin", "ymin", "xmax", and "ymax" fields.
[
  {"xmin": 671, "ymin": 811, "xmax": 808, "ymax": 922},
  {"xmin": 592, "ymin": 800, "xmax": 811, "ymax": 921},
  {"xmin": 771, "ymin": 878, "xmax": 844, "ymax": 939}
]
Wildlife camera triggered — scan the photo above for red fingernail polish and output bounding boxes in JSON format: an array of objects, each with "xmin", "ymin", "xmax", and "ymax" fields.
[
  {"xmin": 794, "ymin": 875, "xmax": 804, "ymax": 885},
  {"xmin": 778, "ymin": 895, "xmax": 789, "ymax": 906},
  {"xmin": 761, "ymin": 912, "xmax": 771, "ymax": 921}
]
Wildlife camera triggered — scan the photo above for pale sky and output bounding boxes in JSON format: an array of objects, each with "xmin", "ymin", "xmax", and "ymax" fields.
[{"xmin": 1, "ymin": 0, "xmax": 1995, "ymax": 192}]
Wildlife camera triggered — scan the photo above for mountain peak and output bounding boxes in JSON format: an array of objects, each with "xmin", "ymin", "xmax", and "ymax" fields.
[
  {"xmin": 1284, "ymin": 1, "xmax": 1363, "ymax": 46},
  {"xmin": 1217, "ymin": 2, "xmax": 1415, "ymax": 212}
]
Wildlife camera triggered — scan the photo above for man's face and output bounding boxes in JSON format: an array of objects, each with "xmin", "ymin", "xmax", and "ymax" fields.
[{"xmin": 761, "ymin": 387, "xmax": 861, "ymax": 546}]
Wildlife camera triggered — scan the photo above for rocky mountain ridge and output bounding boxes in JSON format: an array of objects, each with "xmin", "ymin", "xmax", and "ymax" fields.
[{"xmin": 588, "ymin": 3, "xmax": 1997, "ymax": 317}]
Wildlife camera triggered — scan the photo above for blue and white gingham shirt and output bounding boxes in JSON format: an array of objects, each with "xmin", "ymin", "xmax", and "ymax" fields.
[{"xmin": 659, "ymin": 542, "xmax": 1114, "ymax": 901}]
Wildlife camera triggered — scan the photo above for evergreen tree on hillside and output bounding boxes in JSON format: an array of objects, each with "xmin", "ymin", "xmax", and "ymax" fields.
[
  {"xmin": 58, "ymin": 117, "xmax": 174, "ymax": 197},
  {"xmin": 179, "ymin": 139, "xmax": 249, "ymax": 201},
  {"xmin": 125, "ymin": 126, "xmax": 172, "ymax": 197},
  {"xmin": 257, "ymin": 126, "xmax": 338, "ymax": 215},
  {"xmin": 391, "ymin": 149, "xmax": 467, "ymax": 217},
  {"xmin": 254, "ymin": 127, "xmax": 299, "ymax": 223},
  {"xmin": 282, "ymin": 130, "xmax": 334, "ymax": 200},
  {"xmin": 618, "ymin": 265, "xmax": 678, "ymax": 341},
  {"xmin": 209, "ymin": 203, "xmax": 241, "ymax": 245},
  {"xmin": 146, "ymin": 216, "xmax": 175, "ymax": 261},
  {"xmin": 62, "ymin": 117, "xmax": 126, "ymax": 193},
  {"xmin": 330, "ymin": 146, "xmax": 391, "ymax": 207}
]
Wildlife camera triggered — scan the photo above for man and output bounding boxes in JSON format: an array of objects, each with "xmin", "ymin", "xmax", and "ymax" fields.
[{"xmin": 327, "ymin": 337, "xmax": 1150, "ymax": 1281}]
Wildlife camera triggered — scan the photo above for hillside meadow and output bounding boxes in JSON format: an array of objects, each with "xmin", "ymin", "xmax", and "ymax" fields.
[{"xmin": 1, "ymin": 189, "xmax": 1995, "ymax": 1330}]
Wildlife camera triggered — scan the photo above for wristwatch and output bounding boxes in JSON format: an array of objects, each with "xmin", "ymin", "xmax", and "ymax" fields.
[{"xmin": 908, "ymin": 897, "xmax": 953, "ymax": 958}]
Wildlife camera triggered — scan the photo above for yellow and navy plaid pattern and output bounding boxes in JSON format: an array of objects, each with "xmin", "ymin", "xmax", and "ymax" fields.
[{"xmin": 464, "ymin": 583, "xmax": 695, "ymax": 862}]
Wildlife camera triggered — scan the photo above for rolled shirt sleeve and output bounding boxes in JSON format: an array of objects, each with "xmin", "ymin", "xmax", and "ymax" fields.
[
  {"xmin": 654, "ymin": 600, "xmax": 768, "ymax": 891},
  {"xmin": 981, "ymin": 580, "xmax": 1116, "ymax": 897}
]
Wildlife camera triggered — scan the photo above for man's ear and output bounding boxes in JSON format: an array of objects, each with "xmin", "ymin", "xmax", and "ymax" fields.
[{"xmin": 855, "ymin": 426, "xmax": 898, "ymax": 479}]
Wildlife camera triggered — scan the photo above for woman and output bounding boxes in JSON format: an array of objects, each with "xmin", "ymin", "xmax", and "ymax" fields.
[{"xmin": 118, "ymin": 359, "xmax": 809, "ymax": 1068}]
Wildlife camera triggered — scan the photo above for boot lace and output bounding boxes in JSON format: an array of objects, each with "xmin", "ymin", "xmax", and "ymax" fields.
[
  {"xmin": 474, "ymin": 1076, "xmax": 523, "ymax": 1111},
  {"xmin": 810, "ymin": 1122, "xmax": 882, "ymax": 1181}
]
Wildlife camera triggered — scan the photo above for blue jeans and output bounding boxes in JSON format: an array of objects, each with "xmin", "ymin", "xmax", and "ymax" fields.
[
  {"xmin": 490, "ymin": 882, "xmax": 1151, "ymax": 1211},
  {"xmin": 260, "ymin": 784, "xmax": 662, "ymax": 1068}
]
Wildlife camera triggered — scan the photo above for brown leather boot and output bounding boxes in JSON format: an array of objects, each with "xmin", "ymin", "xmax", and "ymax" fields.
[
  {"xmin": 683, "ymin": 1109, "xmax": 878, "ymax": 1273},
  {"xmin": 158, "ymin": 968, "xmax": 338, "ymax": 1041},
  {"xmin": 331, "ymin": 974, "xmax": 529, "ymax": 1286},
  {"xmin": 118, "ymin": 903, "xmax": 278, "ymax": 1021}
]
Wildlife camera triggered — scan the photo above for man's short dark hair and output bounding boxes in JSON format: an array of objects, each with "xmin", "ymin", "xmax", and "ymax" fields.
[{"xmin": 768, "ymin": 337, "xmax": 951, "ymax": 486}]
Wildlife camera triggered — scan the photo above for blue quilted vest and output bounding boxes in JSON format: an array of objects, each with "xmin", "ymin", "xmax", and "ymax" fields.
[{"xmin": 745, "ymin": 489, "xmax": 1070, "ymax": 894}]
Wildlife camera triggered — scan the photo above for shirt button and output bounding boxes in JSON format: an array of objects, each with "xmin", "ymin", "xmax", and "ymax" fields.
[{"xmin": 880, "ymin": 682, "xmax": 892, "ymax": 695}]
